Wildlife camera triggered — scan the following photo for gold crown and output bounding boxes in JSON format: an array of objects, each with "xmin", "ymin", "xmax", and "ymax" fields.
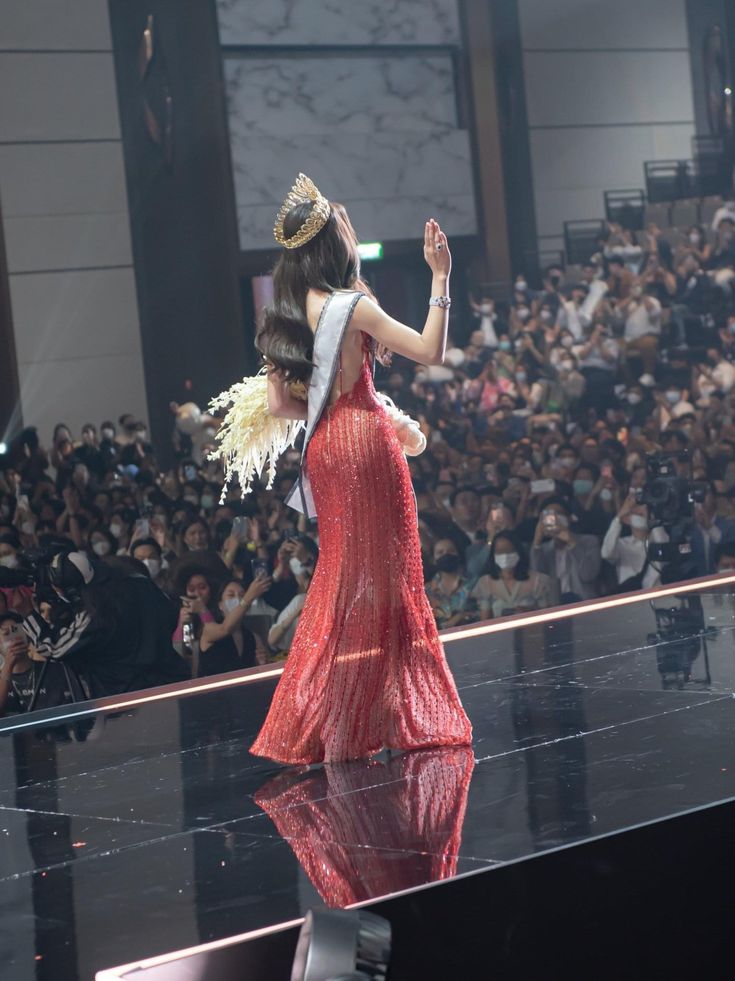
[{"xmin": 273, "ymin": 173, "xmax": 331, "ymax": 249}]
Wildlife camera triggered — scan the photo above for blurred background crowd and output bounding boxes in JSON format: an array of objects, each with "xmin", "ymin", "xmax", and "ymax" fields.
[{"xmin": 4, "ymin": 205, "xmax": 735, "ymax": 716}]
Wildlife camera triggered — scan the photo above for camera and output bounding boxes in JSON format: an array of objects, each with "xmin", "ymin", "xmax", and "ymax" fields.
[
  {"xmin": 635, "ymin": 452, "xmax": 706, "ymax": 575},
  {"xmin": 0, "ymin": 545, "xmax": 58, "ymax": 590}
]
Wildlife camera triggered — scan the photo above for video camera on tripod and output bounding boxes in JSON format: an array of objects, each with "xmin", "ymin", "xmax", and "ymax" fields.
[{"xmin": 635, "ymin": 451, "xmax": 707, "ymax": 580}]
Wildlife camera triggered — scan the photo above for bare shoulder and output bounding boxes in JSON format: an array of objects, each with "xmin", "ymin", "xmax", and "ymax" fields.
[
  {"xmin": 352, "ymin": 293, "xmax": 380, "ymax": 323},
  {"xmin": 305, "ymin": 288, "xmax": 331, "ymax": 333},
  {"xmin": 306, "ymin": 288, "xmax": 367, "ymax": 335}
]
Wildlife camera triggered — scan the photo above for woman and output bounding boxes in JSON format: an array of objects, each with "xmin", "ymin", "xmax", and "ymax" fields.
[
  {"xmin": 425, "ymin": 539, "xmax": 477, "ymax": 630},
  {"xmin": 89, "ymin": 527, "xmax": 116, "ymax": 560},
  {"xmin": 471, "ymin": 531, "xmax": 557, "ymax": 619},
  {"xmin": 249, "ymin": 174, "xmax": 472, "ymax": 764},
  {"xmin": 180, "ymin": 517, "xmax": 212, "ymax": 553},
  {"xmin": 171, "ymin": 569, "xmax": 218, "ymax": 671},
  {"xmin": 198, "ymin": 577, "xmax": 271, "ymax": 677}
]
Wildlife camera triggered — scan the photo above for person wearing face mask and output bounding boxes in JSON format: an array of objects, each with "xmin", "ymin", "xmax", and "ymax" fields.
[
  {"xmin": 531, "ymin": 498, "xmax": 601, "ymax": 601},
  {"xmin": 548, "ymin": 331, "xmax": 575, "ymax": 370},
  {"xmin": 681, "ymin": 224, "xmax": 711, "ymax": 266},
  {"xmin": 131, "ymin": 537, "xmax": 167, "ymax": 586},
  {"xmin": 497, "ymin": 334, "xmax": 513, "ymax": 357},
  {"xmin": 469, "ymin": 292, "xmax": 499, "ymax": 348},
  {"xmin": 426, "ymin": 539, "xmax": 477, "ymax": 629},
  {"xmin": 653, "ymin": 385, "xmax": 695, "ymax": 433},
  {"xmin": 199, "ymin": 577, "xmax": 272, "ymax": 676},
  {"xmin": 571, "ymin": 464, "xmax": 597, "ymax": 506},
  {"xmin": 511, "ymin": 288, "xmax": 532, "ymax": 329},
  {"xmin": 470, "ymin": 531, "xmax": 557, "ymax": 619},
  {"xmin": 89, "ymin": 529, "xmax": 115, "ymax": 560},
  {"xmin": 0, "ymin": 533, "xmax": 21, "ymax": 570},
  {"xmin": 546, "ymin": 350, "xmax": 585, "ymax": 416},
  {"xmin": 108, "ymin": 511, "xmax": 131, "ymax": 553},
  {"xmin": 268, "ymin": 555, "xmax": 315, "ymax": 657},
  {"xmin": 465, "ymin": 501, "xmax": 515, "ymax": 580},
  {"xmin": 621, "ymin": 383, "xmax": 651, "ymax": 428},
  {"xmin": 602, "ymin": 495, "xmax": 667, "ymax": 591}
]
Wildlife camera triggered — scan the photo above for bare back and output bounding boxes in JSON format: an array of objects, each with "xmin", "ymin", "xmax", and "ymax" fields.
[{"xmin": 306, "ymin": 289, "xmax": 366, "ymax": 407}]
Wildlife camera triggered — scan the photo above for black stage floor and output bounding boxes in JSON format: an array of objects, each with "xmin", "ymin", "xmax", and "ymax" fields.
[{"xmin": 2, "ymin": 577, "xmax": 735, "ymax": 979}]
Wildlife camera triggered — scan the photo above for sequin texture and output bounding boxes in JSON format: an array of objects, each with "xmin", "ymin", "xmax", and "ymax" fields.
[
  {"xmin": 250, "ymin": 333, "xmax": 473, "ymax": 764},
  {"xmin": 253, "ymin": 747, "xmax": 476, "ymax": 905}
]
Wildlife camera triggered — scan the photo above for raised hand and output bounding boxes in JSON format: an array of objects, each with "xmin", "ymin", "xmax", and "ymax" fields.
[{"xmin": 423, "ymin": 218, "xmax": 451, "ymax": 279}]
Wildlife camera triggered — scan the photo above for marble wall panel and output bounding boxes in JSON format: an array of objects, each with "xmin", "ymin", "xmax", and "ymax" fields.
[
  {"xmin": 237, "ymin": 192, "xmax": 476, "ymax": 251},
  {"xmin": 225, "ymin": 53, "xmax": 476, "ymax": 249},
  {"xmin": 217, "ymin": 0, "xmax": 460, "ymax": 47},
  {"xmin": 223, "ymin": 54, "xmax": 457, "ymax": 136}
]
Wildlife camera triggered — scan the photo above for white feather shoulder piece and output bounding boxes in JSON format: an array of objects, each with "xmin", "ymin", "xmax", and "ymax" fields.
[{"xmin": 208, "ymin": 367, "xmax": 306, "ymax": 502}]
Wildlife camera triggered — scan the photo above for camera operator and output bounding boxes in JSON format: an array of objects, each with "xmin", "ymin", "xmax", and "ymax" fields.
[
  {"xmin": 16, "ymin": 551, "xmax": 189, "ymax": 699},
  {"xmin": 0, "ymin": 611, "xmax": 82, "ymax": 715}
]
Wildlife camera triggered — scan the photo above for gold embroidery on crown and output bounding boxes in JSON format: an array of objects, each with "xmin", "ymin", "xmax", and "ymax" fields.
[{"xmin": 273, "ymin": 173, "xmax": 331, "ymax": 250}]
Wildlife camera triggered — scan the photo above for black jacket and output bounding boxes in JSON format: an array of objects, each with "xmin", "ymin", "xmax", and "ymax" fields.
[{"xmin": 24, "ymin": 572, "xmax": 189, "ymax": 698}]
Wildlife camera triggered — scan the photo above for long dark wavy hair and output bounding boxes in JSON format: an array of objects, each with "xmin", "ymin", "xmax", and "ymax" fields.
[{"xmin": 256, "ymin": 200, "xmax": 391, "ymax": 383}]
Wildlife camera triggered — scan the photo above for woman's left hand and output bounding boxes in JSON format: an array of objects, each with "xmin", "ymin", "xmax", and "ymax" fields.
[{"xmin": 423, "ymin": 219, "xmax": 451, "ymax": 278}]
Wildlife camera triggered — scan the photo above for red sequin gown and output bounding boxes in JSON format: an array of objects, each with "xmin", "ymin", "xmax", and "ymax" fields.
[
  {"xmin": 250, "ymin": 331, "xmax": 472, "ymax": 764},
  {"xmin": 253, "ymin": 747, "xmax": 476, "ymax": 906}
]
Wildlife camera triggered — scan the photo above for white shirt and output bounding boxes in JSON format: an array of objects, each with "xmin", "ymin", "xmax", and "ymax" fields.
[
  {"xmin": 560, "ymin": 279, "xmax": 609, "ymax": 339},
  {"xmin": 601, "ymin": 517, "xmax": 668, "ymax": 588},
  {"xmin": 711, "ymin": 202, "xmax": 735, "ymax": 231},
  {"xmin": 269, "ymin": 593, "xmax": 306, "ymax": 652},
  {"xmin": 574, "ymin": 337, "xmax": 619, "ymax": 372},
  {"xmin": 625, "ymin": 297, "xmax": 661, "ymax": 341},
  {"xmin": 476, "ymin": 304, "xmax": 499, "ymax": 347},
  {"xmin": 557, "ymin": 301, "xmax": 590, "ymax": 341},
  {"xmin": 712, "ymin": 359, "xmax": 735, "ymax": 393}
]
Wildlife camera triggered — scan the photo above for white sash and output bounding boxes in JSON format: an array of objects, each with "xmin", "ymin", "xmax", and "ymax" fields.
[{"xmin": 284, "ymin": 290, "xmax": 366, "ymax": 519}]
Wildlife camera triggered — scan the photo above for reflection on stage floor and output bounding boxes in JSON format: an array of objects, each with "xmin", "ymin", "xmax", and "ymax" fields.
[{"xmin": 1, "ymin": 579, "xmax": 735, "ymax": 979}]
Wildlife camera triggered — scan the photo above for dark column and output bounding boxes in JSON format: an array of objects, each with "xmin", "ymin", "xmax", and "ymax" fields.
[
  {"xmin": 0, "ymin": 196, "xmax": 21, "ymax": 445},
  {"xmin": 107, "ymin": 0, "xmax": 247, "ymax": 466},
  {"xmin": 461, "ymin": 0, "xmax": 513, "ymax": 292},
  {"xmin": 460, "ymin": 0, "xmax": 538, "ymax": 291},
  {"xmin": 488, "ymin": 0, "xmax": 539, "ymax": 283}
]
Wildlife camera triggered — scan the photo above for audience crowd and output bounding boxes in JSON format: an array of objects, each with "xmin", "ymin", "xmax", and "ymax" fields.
[{"xmin": 3, "ymin": 209, "xmax": 735, "ymax": 716}]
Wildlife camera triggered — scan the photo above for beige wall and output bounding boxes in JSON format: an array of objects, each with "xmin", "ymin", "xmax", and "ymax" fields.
[
  {"xmin": 0, "ymin": 0, "xmax": 148, "ymax": 446},
  {"xmin": 519, "ymin": 0, "xmax": 696, "ymax": 256}
]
